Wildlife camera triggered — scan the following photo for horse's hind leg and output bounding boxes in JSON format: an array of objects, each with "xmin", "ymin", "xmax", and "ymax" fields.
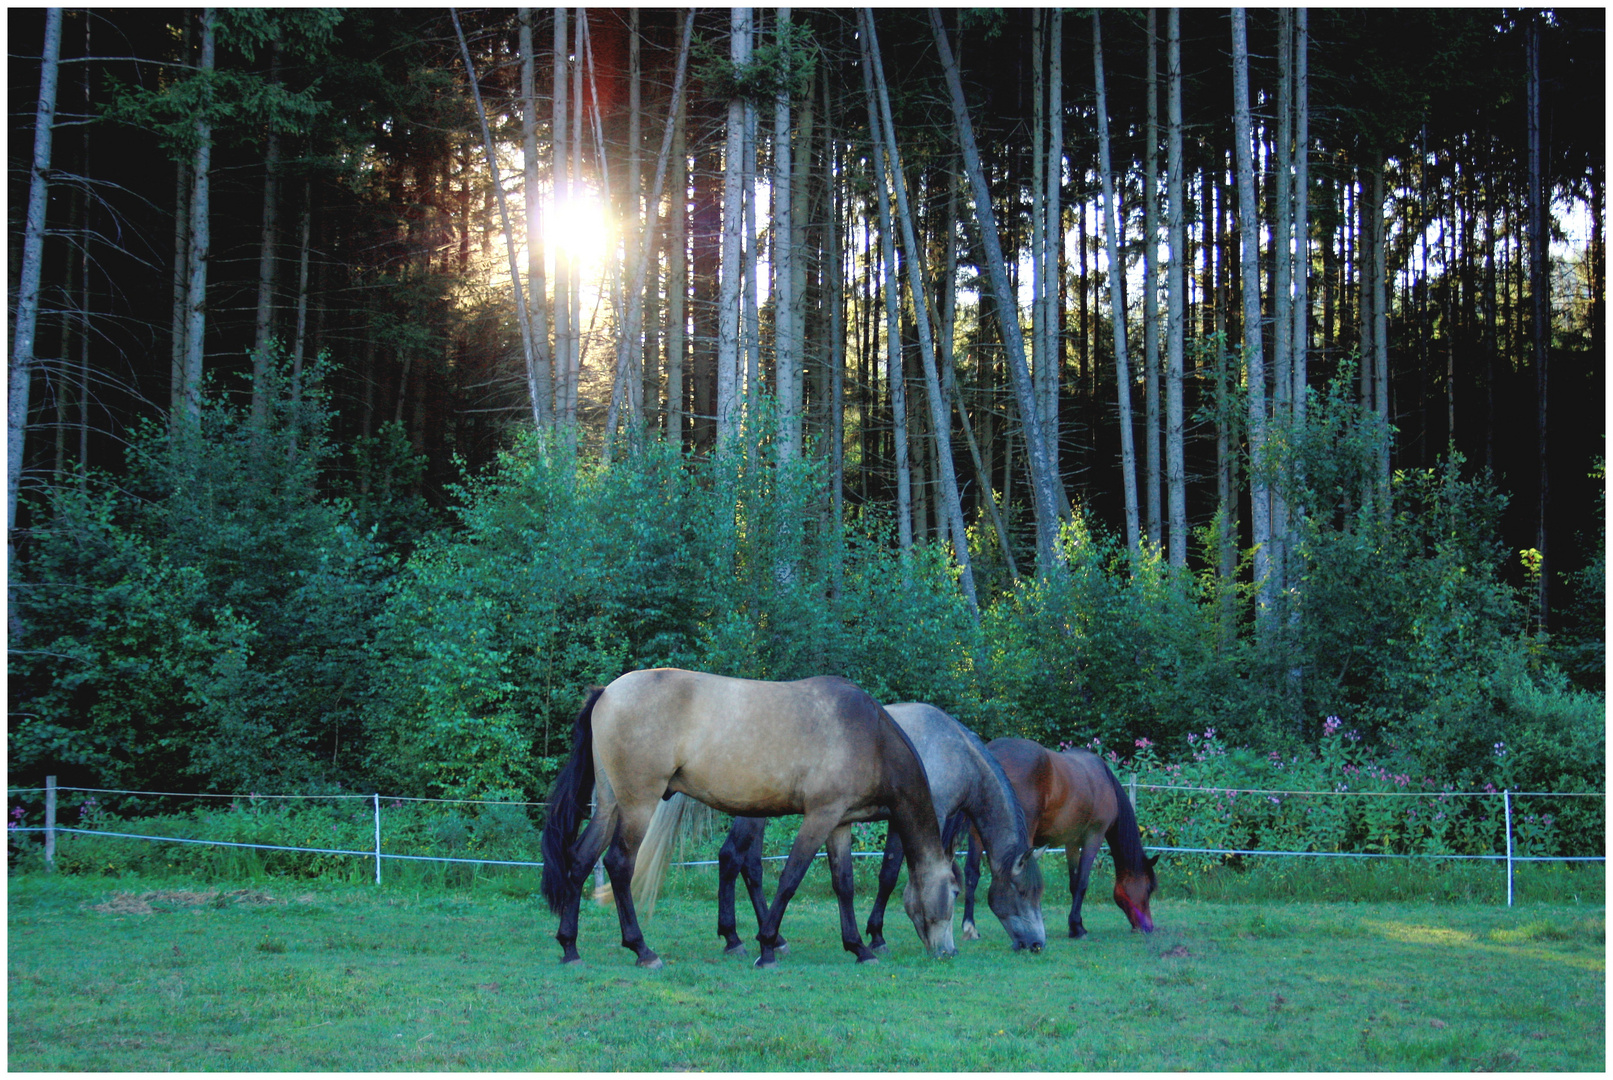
[
  {"xmin": 600, "ymin": 801, "xmax": 664, "ymax": 969},
  {"xmin": 863, "ymin": 831, "xmax": 904, "ymax": 954},
  {"xmin": 555, "ymin": 800, "xmax": 616, "ymax": 964},
  {"xmin": 825, "ymin": 824, "xmax": 878, "ymax": 963},
  {"xmin": 717, "ymin": 818, "xmax": 772, "ymax": 956},
  {"xmin": 1066, "ymin": 838, "xmax": 1102, "ymax": 939}
]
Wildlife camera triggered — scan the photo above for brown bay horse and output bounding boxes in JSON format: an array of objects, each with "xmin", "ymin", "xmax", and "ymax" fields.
[
  {"xmin": 540, "ymin": 669, "xmax": 958, "ymax": 969},
  {"xmin": 963, "ymin": 737, "xmax": 1158, "ymax": 939}
]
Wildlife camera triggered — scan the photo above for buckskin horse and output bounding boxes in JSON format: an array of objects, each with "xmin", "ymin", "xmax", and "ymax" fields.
[
  {"xmin": 962, "ymin": 738, "xmax": 1158, "ymax": 939},
  {"xmin": 539, "ymin": 669, "xmax": 958, "ymax": 968},
  {"xmin": 679, "ymin": 702, "xmax": 1045, "ymax": 957}
]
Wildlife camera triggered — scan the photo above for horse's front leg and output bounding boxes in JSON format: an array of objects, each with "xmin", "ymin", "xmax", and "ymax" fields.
[
  {"xmin": 825, "ymin": 824, "xmax": 879, "ymax": 963},
  {"xmin": 864, "ymin": 830, "xmax": 904, "ymax": 954},
  {"xmin": 960, "ymin": 825, "xmax": 984, "ymax": 940},
  {"xmin": 754, "ymin": 809, "xmax": 839, "ymax": 969},
  {"xmin": 601, "ymin": 812, "xmax": 663, "ymax": 969},
  {"xmin": 1066, "ymin": 837, "xmax": 1103, "ymax": 939}
]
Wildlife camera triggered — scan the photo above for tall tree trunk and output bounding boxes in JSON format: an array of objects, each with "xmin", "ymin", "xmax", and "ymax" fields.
[
  {"xmin": 1292, "ymin": 9, "xmax": 1309, "ymax": 425},
  {"xmin": 861, "ymin": 27, "xmax": 911, "ymax": 556},
  {"xmin": 1165, "ymin": 8, "xmax": 1187, "ymax": 569},
  {"xmin": 9, "ymin": 6, "xmax": 63, "ymax": 540},
  {"xmin": 667, "ymin": 17, "xmax": 689, "ymax": 449},
  {"xmin": 453, "ymin": 9, "xmax": 543, "ymax": 430},
  {"xmin": 717, "ymin": 7, "xmax": 750, "ymax": 461},
  {"xmin": 1093, "ymin": 10, "xmax": 1142, "ymax": 561},
  {"xmin": 1143, "ymin": 8, "xmax": 1162, "ymax": 546},
  {"xmin": 1043, "ymin": 9, "xmax": 1063, "ymax": 505},
  {"xmin": 1372, "ymin": 162, "xmax": 1390, "ymax": 510},
  {"xmin": 1526, "ymin": 13, "xmax": 1549, "ymax": 628},
  {"xmin": 519, "ymin": 9, "xmax": 552, "ymax": 428},
  {"xmin": 552, "ymin": 8, "xmax": 573, "ymax": 434},
  {"xmin": 250, "ymin": 39, "xmax": 283, "ymax": 435},
  {"xmin": 1232, "ymin": 8, "xmax": 1272, "ymax": 631},
  {"xmin": 824, "ymin": 63, "xmax": 845, "ymax": 540},
  {"xmin": 930, "ymin": 7, "xmax": 1062, "ymax": 570},
  {"xmin": 863, "ymin": 7, "xmax": 977, "ymax": 609},
  {"xmin": 177, "ymin": 9, "xmax": 217, "ymax": 441},
  {"xmin": 773, "ymin": 8, "xmax": 799, "ymax": 463},
  {"xmin": 1270, "ymin": 9, "xmax": 1293, "ymax": 609}
]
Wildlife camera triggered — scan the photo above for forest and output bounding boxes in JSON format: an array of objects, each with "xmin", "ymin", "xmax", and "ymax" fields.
[{"xmin": 7, "ymin": 8, "xmax": 1604, "ymax": 822}]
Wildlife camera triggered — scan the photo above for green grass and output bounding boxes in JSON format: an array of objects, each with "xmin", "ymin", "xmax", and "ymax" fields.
[{"xmin": 7, "ymin": 862, "xmax": 1604, "ymax": 1072}]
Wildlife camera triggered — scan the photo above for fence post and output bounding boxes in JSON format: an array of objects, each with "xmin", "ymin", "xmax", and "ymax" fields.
[
  {"xmin": 374, "ymin": 793, "xmax": 382, "ymax": 886},
  {"xmin": 1503, "ymin": 789, "xmax": 1513, "ymax": 907},
  {"xmin": 44, "ymin": 776, "xmax": 56, "ymax": 873}
]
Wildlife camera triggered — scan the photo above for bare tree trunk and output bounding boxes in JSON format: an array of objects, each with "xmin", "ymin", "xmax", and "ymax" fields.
[
  {"xmin": 552, "ymin": 8, "xmax": 573, "ymax": 434},
  {"xmin": 9, "ymin": 6, "xmax": 62, "ymax": 540},
  {"xmin": 1233, "ymin": 8, "xmax": 1272, "ymax": 631},
  {"xmin": 1292, "ymin": 9, "xmax": 1309, "ymax": 426},
  {"xmin": 773, "ymin": 8, "xmax": 799, "ymax": 463},
  {"xmin": 862, "ymin": 7, "xmax": 977, "ymax": 609},
  {"xmin": 825, "ymin": 62, "xmax": 845, "ymax": 541},
  {"xmin": 177, "ymin": 9, "xmax": 217, "ymax": 441},
  {"xmin": 1526, "ymin": 13, "xmax": 1549, "ymax": 628},
  {"xmin": 930, "ymin": 7, "xmax": 1062, "ymax": 570},
  {"xmin": 452, "ymin": 9, "xmax": 543, "ymax": 429},
  {"xmin": 1165, "ymin": 8, "xmax": 1187, "ymax": 569},
  {"xmin": 1094, "ymin": 10, "xmax": 1142, "ymax": 561},
  {"xmin": 667, "ymin": 17, "xmax": 688, "ymax": 449},
  {"xmin": 718, "ymin": 7, "xmax": 751, "ymax": 461},
  {"xmin": 860, "ymin": 26, "xmax": 911, "ymax": 555},
  {"xmin": 519, "ymin": 9, "xmax": 552, "ymax": 428},
  {"xmin": 1270, "ymin": 9, "xmax": 1293, "ymax": 607},
  {"xmin": 250, "ymin": 39, "xmax": 283, "ymax": 434},
  {"xmin": 1143, "ymin": 9, "xmax": 1162, "ymax": 546},
  {"xmin": 1042, "ymin": 9, "xmax": 1063, "ymax": 497}
]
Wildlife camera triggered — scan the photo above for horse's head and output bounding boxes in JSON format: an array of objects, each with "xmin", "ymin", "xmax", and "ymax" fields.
[
  {"xmin": 1113, "ymin": 853, "xmax": 1160, "ymax": 933},
  {"xmin": 986, "ymin": 847, "xmax": 1046, "ymax": 952},
  {"xmin": 903, "ymin": 857, "xmax": 959, "ymax": 959}
]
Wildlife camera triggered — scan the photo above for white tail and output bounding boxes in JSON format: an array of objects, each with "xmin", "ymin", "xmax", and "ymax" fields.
[{"xmin": 631, "ymin": 792, "xmax": 689, "ymax": 918}]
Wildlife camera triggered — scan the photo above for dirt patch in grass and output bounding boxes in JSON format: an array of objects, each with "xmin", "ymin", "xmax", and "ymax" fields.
[{"xmin": 87, "ymin": 888, "xmax": 310, "ymax": 914}]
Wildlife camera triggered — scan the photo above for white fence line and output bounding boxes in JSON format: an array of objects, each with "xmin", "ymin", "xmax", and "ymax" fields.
[{"xmin": 9, "ymin": 778, "xmax": 1603, "ymax": 907}]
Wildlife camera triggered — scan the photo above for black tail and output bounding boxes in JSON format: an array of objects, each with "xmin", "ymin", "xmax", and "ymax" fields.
[
  {"xmin": 1100, "ymin": 759, "xmax": 1153, "ymax": 879},
  {"xmin": 540, "ymin": 687, "xmax": 603, "ymax": 914}
]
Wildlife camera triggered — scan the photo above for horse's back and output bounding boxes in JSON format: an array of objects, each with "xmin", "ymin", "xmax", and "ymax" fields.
[
  {"xmin": 885, "ymin": 703, "xmax": 976, "ymax": 821},
  {"xmin": 593, "ymin": 668, "xmax": 894, "ymax": 817},
  {"xmin": 984, "ymin": 738, "xmax": 1116, "ymax": 847}
]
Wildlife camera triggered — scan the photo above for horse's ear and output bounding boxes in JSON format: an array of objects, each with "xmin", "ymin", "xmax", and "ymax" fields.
[{"xmin": 1147, "ymin": 853, "xmax": 1161, "ymax": 869}]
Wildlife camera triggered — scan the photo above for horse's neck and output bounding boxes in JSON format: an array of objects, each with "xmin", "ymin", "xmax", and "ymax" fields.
[
  {"xmin": 1103, "ymin": 780, "xmax": 1146, "ymax": 874},
  {"xmin": 968, "ymin": 748, "xmax": 1030, "ymax": 868}
]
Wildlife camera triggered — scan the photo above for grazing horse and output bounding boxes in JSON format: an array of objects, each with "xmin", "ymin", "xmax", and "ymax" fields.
[
  {"xmin": 540, "ymin": 669, "xmax": 958, "ymax": 969},
  {"xmin": 963, "ymin": 738, "xmax": 1158, "ymax": 939},
  {"xmin": 694, "ymin": 702, "xmax": 1045, "ymax": 958}
]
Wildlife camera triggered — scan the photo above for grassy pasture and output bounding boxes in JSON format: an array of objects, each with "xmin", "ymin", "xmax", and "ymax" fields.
[{"xmin": 7, "ymin": 860, "xmax": 1603, "ymax": 1072}]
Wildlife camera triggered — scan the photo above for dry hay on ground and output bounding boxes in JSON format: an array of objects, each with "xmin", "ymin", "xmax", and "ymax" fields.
[{"xmin": 88, "ymin": 888, "xmax": 312, "ymax": 914}]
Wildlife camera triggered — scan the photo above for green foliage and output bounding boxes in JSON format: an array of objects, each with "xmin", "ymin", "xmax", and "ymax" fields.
[{"xmin": 9, "ymin": 352, "xmax": 390, "ymax": 795}]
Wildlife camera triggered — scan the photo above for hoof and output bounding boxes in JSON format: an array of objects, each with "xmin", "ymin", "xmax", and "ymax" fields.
[
  {"xmin": 724, "ymin": 943, "xmax": 748, "ymax": 957},
  {"xmin": 637, "ymin": 955, "xmax": 664, "ymax": 971},
  {"xmin": 775, "ymin": 942, "xmax": 790, "ymax": 957},
  {"xmin": 961, "ymin": 922, "xmax": 979, "ymax": 941},
  {"xmin": 856, "ymin": 954, "xmax": 880, "ymax": 965},
  {"xmin": 754, "ymin": 956, "xmax": 779, "ymax": 970},
  {"xmin": 871, "ymin": 942, "xmax": 890, "ymax": 956},
  {"xmin": 561, "ymin": 957, "xmax": 584, "ymax": 966},
  {"xmin": 1069, "ymin": 928, "xmax": 1088, "ymax": 940}
]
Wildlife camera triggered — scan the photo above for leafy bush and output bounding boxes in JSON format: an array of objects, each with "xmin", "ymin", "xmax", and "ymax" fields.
[{"xmin": 9, "ymin": 354, "xmax": 392, "ymax": 795}]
